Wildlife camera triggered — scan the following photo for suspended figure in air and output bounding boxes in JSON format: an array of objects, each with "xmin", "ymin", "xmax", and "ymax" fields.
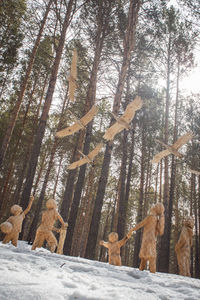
[
  {"xmin": 151, "ymin": 132, "xmax": 193, "ymax": 163},
  {"xmin": 103, "ymin": 96, "xmax": 143, "ymax": 141},
  {"xmin": 131, "ymin": 202, "xmax": 165, "ymax": 273},
  {"xmin": 175, "ymin": 216, "xmax": 194, "ymax": 277},
  {"xmin": 56, "ymin": 105, "xmax": 98, "ymax": 138},
  {"xmin": 0, "ymin": 195, "xmax": 34, "ymax": 247},
  {"xmin": 32, "ymin": 199, "xmax": 67, "ymax": 253},
  {"xmin": 99, "ymin": 229, "xmax": 134, "ymax": 266}
]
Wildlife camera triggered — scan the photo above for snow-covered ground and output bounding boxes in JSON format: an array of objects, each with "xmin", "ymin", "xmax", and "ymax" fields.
[{"xmin": 0, "ymin": 241, "xmax": 199, "ymax": 300}]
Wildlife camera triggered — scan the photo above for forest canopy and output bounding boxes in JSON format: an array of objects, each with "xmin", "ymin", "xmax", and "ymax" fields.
[{"xmin": 0, "ymin": 0, "xmax": 199, "ymax": 278}]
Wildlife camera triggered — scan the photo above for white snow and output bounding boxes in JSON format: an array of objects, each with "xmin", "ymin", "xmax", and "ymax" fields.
[{"xmin": 0, "ymin": 241, "xmax": 199, "ymax": 300}]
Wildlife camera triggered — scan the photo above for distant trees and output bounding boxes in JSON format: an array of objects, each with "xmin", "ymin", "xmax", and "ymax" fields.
[{"xmin": 0, "ymin": 0, "xmax": 199, "ymax": 278}]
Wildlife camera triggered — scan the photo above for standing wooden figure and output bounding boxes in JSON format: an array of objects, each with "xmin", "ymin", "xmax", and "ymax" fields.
[
  {"xmin": 99, "ymin": 229, "xmax": 133, "ymax": 266},
  {"xmin": 31, "ymin": 199, "xmax": 67, "ymax": 253},
  {"xmin": 175, "ymin": 216, "xmax": 194, "ymax": 277},
  {"xmin": 0, "ymin": 195, "xmax": 34, "ymax": 247},
  {"xmin": 131, "ymin": 202, "xmax": 165, "ymax": 273}
]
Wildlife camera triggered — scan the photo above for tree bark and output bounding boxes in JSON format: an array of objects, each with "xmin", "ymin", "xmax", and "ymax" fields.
[
  {"xmin": 85, "ymin": 0, "xmax": 141, "ymax": 260},
  {"xmin": 0, "ymin": 0, "xmax": 53, "ymax": 169},
  {"xmin": 158, "ymin": 34, "xmax": 171, "ymax": 273},
  {"xmin": 19, "ymin": 0, "xmax": 75, "ymax": 215},
  {"xmin": 62, "ymin": 1, "xmax": 107, "ymax": 255}
]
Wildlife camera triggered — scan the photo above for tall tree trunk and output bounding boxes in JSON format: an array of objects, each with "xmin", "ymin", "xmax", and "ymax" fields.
[
  {"xmin": 194, "ymin": 174, "xmax": 199, "ymax": 278},
  {"xmin": 26, "ymin": 87, "xmax": 70, "ymax": 242},
  {"xmin": 158, "ymin": 34, "xmax": 171, "ymax": 273},
  {"xmin": 60, "ymin": 131, "xmax": 85, "ymax": 222},
  {"xmin": 62, "ymin": 5, "xmax": 106, "ymax": 255},
  {"xmin": 0, "ymin": 0, "xmax": 53, "ymax": 169},
  {"xmin": 85, "ymin": 0, "xmax": 141, "ymax": 260},
  {"xmin": 117, "ymin": 129, "xmax": 128, "ymax": 240},
  {"xmin": 162, "ymin": 60, "xmax": 180, "ymax": 272},
  {"xmin": 133, "ymin": 124, "xmax": 145, "ymax": 268},
  {"xmin": 20, "ymin": 0, "xmax": 75, "ymax": 216}
]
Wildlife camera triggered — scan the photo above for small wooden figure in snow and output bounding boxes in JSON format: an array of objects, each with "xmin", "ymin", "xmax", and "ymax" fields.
[
  {"xmin": 99, "ymin": 229, "xmax": 134, "ymax": 266},
  {"xmin": 31, "ymin": 199, "xmax": 67, "ymax": 253},
  {"xmin": 0, "ymin": 195, "xmax": 34, "ymax": 247},
  {"xmin": 131, "ymin": 202, "xmax": 165, "ymax": 273},
  {"xmin": 175, "ymin": 216, "xmax": 194, "ymax": 277}
]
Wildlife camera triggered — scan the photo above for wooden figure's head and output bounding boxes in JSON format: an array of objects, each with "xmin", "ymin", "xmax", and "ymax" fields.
[
  {"xmin": 108, "ymin": 232, "xmax": 118, "ymax": 243},
  {"xmin": 150, "ymin": 202, "xmax": 164, "ymax": 216},
  {"xmin": 46, "ymin": 199, "xmax": 57, "ymax": 209},
  {"xmin": 10, "ymin": 205, "xmax": 23, "ymax": 215},
  {"xmin": 184, "ymin": 216, "xmax": 194, "ymax": 229}
]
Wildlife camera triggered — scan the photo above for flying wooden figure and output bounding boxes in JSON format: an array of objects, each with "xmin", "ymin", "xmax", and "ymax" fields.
[
  {"xmin": 103, "ymin": 96, "xmax": 143, "ymax": 141},
  {"xmin": 189, "ymin": 169, "xmax": 200, "ymax": 176},
  {"xmin": 67, "ymin": 143, "xmax": 103, "ymax": 170},
  {"xmin": 151, "ymin": 131, "xmax": 193, "ymax": 164},
  {"xmin": 68, "ymin": 49, "xmax": 78, "ymax": 102},
  {"xmin": 56, "ymin": 105, "xmax": 98, "ymax": 138}
]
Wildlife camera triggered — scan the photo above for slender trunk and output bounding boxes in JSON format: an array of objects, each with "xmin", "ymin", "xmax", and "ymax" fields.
[
  {"xmin": 63, "ymin": 5, "xmax": 107, "ymax": 255},
  {"xmin": 117, "ymin": 129, "xmax": 128, "ymax": 240},
  {"xmin": 85, "ymin": 0, "xmax": 140, "ymax": 260},
  {"xmin": 0, "ymin": 0, "xmax": 53, "ymax": 168},
  {"xmin": 60, "ymin": 131, "xmax": 85, "ymax": 222},
  {"xmin": 20, "ymin": 0, "xmax": 75, "ymax": 214},
  {"xmin": 133, "ymin": 124, "xmax": 145, "ymax": 268},
  {"xmin": 163, "ymin": 60, "xmax": 180, "ymax": 272},
  {"xmin": 26, "ymin": 87, "xmax": 69, "ymax": 242},
  {"xmin": 194, "ymin": 175, "xmax": 199, "ymax": 278},
  {"xmin": 52, "ymin": 155, "xmax": 63, "ymax": 198},
  {"xmin": 158, "ymin": 35, "xmax": 171, "ymax": 272}
]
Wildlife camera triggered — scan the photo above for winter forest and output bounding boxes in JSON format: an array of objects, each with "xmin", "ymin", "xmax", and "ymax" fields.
[{"xmin": 0, "ymin": 0, "xmax": 200, "ymax": 280}]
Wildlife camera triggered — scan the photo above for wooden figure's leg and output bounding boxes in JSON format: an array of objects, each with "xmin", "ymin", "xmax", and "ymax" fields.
[
  {"xmin": 139, "ymin": 258, "xmax": 146, "ymax": 271},
  {"xmin": 46, "ymin": 231, "xmax": 57, "ymax": 253},
  {"xmin": 149, "ymin": 257, "xmax": 156, "ymax": 273},
  {"xmin": 11, "ymin": 233, "xmax": 19, "ymax": 247},
  {"xmin": 2, "ymin": 233, "xmax": 12, "ymax": 244},
  {"xmin": 32, "ymin": 230, "xmax": 44, "ymax": 250}
]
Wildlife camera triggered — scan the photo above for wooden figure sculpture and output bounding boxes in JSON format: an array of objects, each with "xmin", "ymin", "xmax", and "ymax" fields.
[
  {"xmin": 67, "ymin": 142, "xmax": 103, "ymax": 170},
  {"xmin": 0, "ymin": 195, "xmax": 34, "ymax": 247},
  {"xmin": 68, "ymin": 48, "xmax": 78, "ymax": 102},
  {"xmin": 99, "ymin": 229, "xmax": 134, "ymax": 266},
  {"xmin": 131, "ymin": 202, "xmax": 165, "ymax": 273},
  {"xmin": 151, "ymin": 131, "xmax": 193, "ymax": 163},
  {"xmin": 189, "ymin": 169, "xmax": 200, "ymax": 176},
  {"xmin": 56, "ymin": 105, "xmax": 98, "ymax": 138},
  {"xmin": 175, "ymin": 216, "xmax": 194, "ymax": 277},
  {"xmin": 103, "ymin": 96, "xmax": 143, "ymax": 141},
  {"xmin": 31, "ymin": 199, "xmax": 68, "ymax": 253}
]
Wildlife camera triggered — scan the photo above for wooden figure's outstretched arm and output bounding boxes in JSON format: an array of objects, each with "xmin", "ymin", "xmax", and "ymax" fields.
[
  {"xmin": 131, "ymin": 216, "xmax": 149, "ymax": 232},
  {"xmin": 57, "ymin": 213, "xmax": 68, "ymax": 227},
  {"xmin": 99, "ymin": 240, "xmax": 109, "ymax": 248},
  {"xmin": 24, "ymin": 195, "xmax": 34, "ymax": 215},
  {"xmin": 118, "ymin": 229, "xmax": 134, "ymax": 247}
]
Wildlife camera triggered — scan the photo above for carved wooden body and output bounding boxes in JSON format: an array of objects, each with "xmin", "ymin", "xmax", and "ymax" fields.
[
  {"xmin": 152, "ymin": 132, "xmax": 193, "ymax": 163},
  {"xmin": 103, "ymin": 96, "xmax": 143, "ymax": 141},
  {"xmin": 56, "ymin": 105, "xmax": 98, "ymax": 138},
  {"xmin": 175, "ymin": 217, "xmax": 194, "ymax": 277},
  {"xmin": 32, "ymin": 199, "xmax": 66, "ymax": 253},
  {"xmin": 99, "ymin": 230, "xmax": 133, "ymax": 266},
  {"xmin": 68, "ymin": 142, "xmax": 103, "ymax": 170},
  {"xmin": 131, "ymin": 203, "xmax": 165, "ymax": 273},
  {"xmin": 0, "ymin": 196, "xmax": 34, "ymax": 247}
]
